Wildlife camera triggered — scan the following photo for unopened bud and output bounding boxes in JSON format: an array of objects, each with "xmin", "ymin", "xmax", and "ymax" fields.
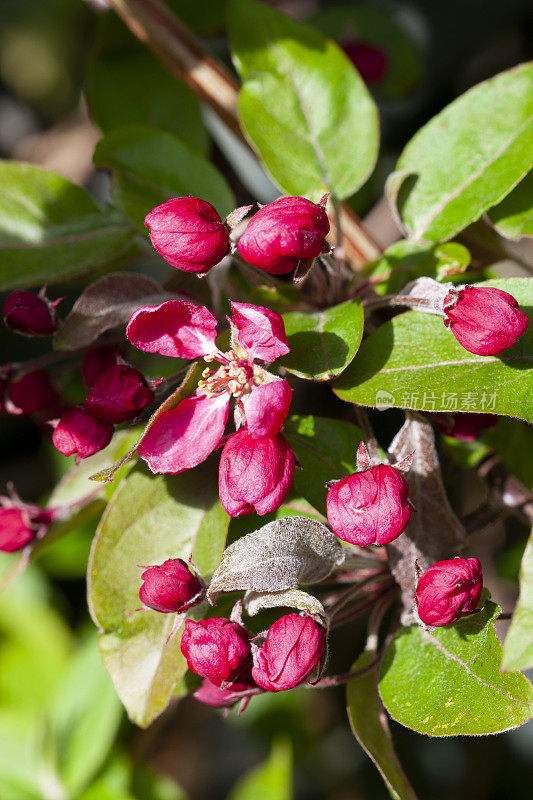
[
  {"xmin": 252, "ymin": 614, "xmax": 325, "ymax": 692},
  {"xmin": 443, "ymin": 285, "xmax": 529, "ymax": 356},
  {"xmin": 145, "ymin": 197, "xmax": 230, "ymax": 273},
  {"xmin": 415, "ymin": 557, "xmax": 483, "ymax": 626},
  {"xmin": 237, "ymin": 196, "xmax": 330, "ymax": 274},
  {"xmin": 139, "ymin": 558, "xmax": 204, "ymax": 613},
  {"xmin": 3, "ymin": 289, "xmax": 58, "ymax": 337},
  {"xmin": 85, "ymin": 365, "xmax": 153, "ymax": 424},
  {"xmin": 181, "ymin": 617, "xmax": 251, "ymax": 682},
  {"xmin": 326, "ymin": 464, "xmax": 412, "ymax": 546},
  {"xmin": 52, "ymin": 407, "xmax": 114, "ymax": 461}
]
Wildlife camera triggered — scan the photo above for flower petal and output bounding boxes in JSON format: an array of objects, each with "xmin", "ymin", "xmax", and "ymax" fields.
[
  {"xmin": 138, "ymin": 393, "xmax": 230, "ymax": 474},
  {"xmin": 243, "ymin": 380, "xmax": 292, "ymax": 438},
  {"xmin": 231, "ymin": 302, "xmax": 290, "ymax": 362},
  {"xmin": 127, "ymin": 300, "xmax": 217, "ymax": 359}
]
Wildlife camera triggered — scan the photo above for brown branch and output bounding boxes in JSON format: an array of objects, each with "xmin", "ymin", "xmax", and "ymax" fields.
[{"xmin": 105, "ymin": 0, "xmax": 382, "ymax": 268}]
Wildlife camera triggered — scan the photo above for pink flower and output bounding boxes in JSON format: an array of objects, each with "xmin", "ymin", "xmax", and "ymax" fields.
[
  {"xmin": 218, "ymin": 429, "xmax": 295, "ymax": 517},
  {"xmin": 326, "ymin": 464, "xmax": 412, "ymax": 546},
  {"xmin": 0, "ymin": 494, "xmax": 54, "ymax": 552},
  {"xmin": 139, "ymin": 558, "xmax": 204, "ymax": 613},
  {"xmin": 443, "ymin": 285, "xmax": 529, "ymax": 356},
  {"xmin": 145, "ymin": 197, "xmax": 230, "ymax": 273},
  {"xmin": 52, "ymin": 407, "xmax": 114, "ymax": 462},
  {"xmin": 8, "ymin": 370, "xmax": 60, "ymax": 416},
  {"xmin": 181, "ymin": 617, "xmax": 251, "ymax": 682},
  {"xmin": 127, "ymin": 299, "xmax": 217, "ymax": 359},
  {"xmin": 252, "ymin": 614, "xmax": 325, "ymax": 692},
  {"xmin": 128, "ymin": 300, "xmax": 292, "ymax": 475},
  {"xmin": 3, "ymin": 289, "xmax": 58, "ymax": 337},
  {"xmin": 238, "ymin": 196, "xmax": 330, "ymax": 275},
  {"xmin": 85, "ymin": 364, "xmax": 154, "ymax": 424},
  {"xmin": 415, "ymin": 557, "xmax": 483, "ymax": 626}
]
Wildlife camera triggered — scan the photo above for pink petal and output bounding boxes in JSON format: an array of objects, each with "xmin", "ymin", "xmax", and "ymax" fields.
[
  {"xmin": 138, "ymin": 393, "xmax": 230, "ymax": 474},
  {"xmin": 231, "ymin": 302, "xmax": 290, "ymax": 362},
  {"xmin": 243, "ymin": 380, "xmax": 292, "ymax": 438},
  {"xmin": 127, "ymin": 300, "xmax": 217, "ymax": 359}
]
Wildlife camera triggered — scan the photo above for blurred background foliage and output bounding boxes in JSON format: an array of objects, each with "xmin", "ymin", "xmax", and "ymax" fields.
[{"xmin": 0, "ymin": 1, "xmax": 532, "ymax": 798}]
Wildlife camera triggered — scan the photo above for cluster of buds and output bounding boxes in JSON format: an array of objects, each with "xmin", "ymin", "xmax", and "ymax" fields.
[
  {"xmin": 52, "ymin": 346, "xmax": 154, "ymax": 463},
  {"xmin": 0, "ymin": 487, "xmax": 56, "ymax": 552},
  {"xmin": 326, "ymin": 443, "xmax": 413, "ymax": 546},
  {"xmin": 144, "ymin": 194, "xmax": 331, "ymax": 278},
  {"xmin": 127, "ymin": 299, "xmax": 296, "ymax": 516},
  {"xmin": 442, "ymin": 285, "xmax": 529, "ymax": 356}
]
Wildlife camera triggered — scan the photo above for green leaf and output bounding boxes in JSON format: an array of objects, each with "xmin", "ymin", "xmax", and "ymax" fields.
[
  {"xmin": 487, "ymin": 170, "xmax": 533, "ymax": 240},
  {"xmin": 228, "ymin": 0, "xmax": 378, "ymax": 200},
  {"xmin": 388, "ymin": 62, "xmax": 533, "ymax": 243},
  {"xmin": 379, "ymin": 602, "xmax": 533, "ymax": 736},
  {"xmin": 334, "ymin": 278, "xmax": 533, "ymax": 424},
  {"xmin": 0, "ymin": 162, "xmax": 136, "ymax": 290},
  {"xmin": 347, "ymin": 651, "xmax": 419, "ymax": 800},
  {"xmin": 364, "ymin": 240, "xmax": 471, "ymax": 296},
  {"xmin": 93, "ymin": 125, "xmax": 235, "ymax": 230},
  {"xmin": 35, "ymin": 635, "xmax": 122, "ymax": 797},
  {"xmin": 280, "ymin": 299, "xmax": 364, "ymax": 381},
  {"xmin": 228, "ymin": 739, "xmax": 292, "ymax": 800},
  {"xmin": 502, "ymin": 529, "xmax": 533, "ymax": 672},
  {"xmin": 284, "ymin": 415, "xmax": 363, "ymax": 516},
  {"xmin": 88, "ymin": 461, "xmax": 229, "ymax": 726},
  {"xmin": 87, "ymin": 47, "xmax": 208, "ymax": 153}
]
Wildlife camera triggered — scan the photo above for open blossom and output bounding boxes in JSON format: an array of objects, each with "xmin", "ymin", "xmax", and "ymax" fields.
[
  {"xmin": 415, "ymin": 557, "xmax": 483, "ymax": 626},
  {"xmin": 139, "ymin": 558, "xmax": 204, "ymax": 613},
  {"xmin": 127, "ymin": 300, "xmax": 292, "ymax": 475},
  {"xmin": 237, "ymin": 196, "xmax": 330, "ymax": 275},
  {"xmin": 218, "ymin": 429, "xmax": 295, "ymax": 517},
  {"xmin": 327, "ymin": 464, "xmax": 412, "ymax": 546},
  {"xmin": 52, "ymin": 407, "xmax": 114, "ymax": 462},
  {"xmin": 181, "ymin": 617, "xmax": 251, "ymax": 682},
  {"xmin": 443, "ymin": 285, "xmax": 529, "ymax": 356},
  {"xmin": 252, "ymin": 614, "xmax": 325, "ymax": 692},
  {"xmin": 145, "ymin": 197, "xmax": 230, "ymax": 273}
]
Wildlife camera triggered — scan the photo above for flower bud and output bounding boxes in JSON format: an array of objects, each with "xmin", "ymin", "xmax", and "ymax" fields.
[
  {"xmin": 139, "ymin": 558, "xmax": 204, "ymax": 613},
  {"xmin": 8, "ymin": 370, "xmax": 60, "ymax": 416},
  {"xmin": 82, "ymin": 346, "xmax": 121, "ymax": 387},
  {"xmin": 52, "ymin": 407, "xmax": 114, "ymax": 460},
  {"xmin": 3, "ymin": 290, "xmax": 57, "ymax": 337},
  {"xmin": 443, "ymin": 285, "xmax": 529, "ymax": 356},
  {"xmin": 194, "ymin": 674, "xmax": 260, "ymax": 709},
  {"xmin": 252, "ymin": 614, "xmax": 325, "ymax": 692},
  {"xmin": 326, "ymin": 464, "xmax": 412, "ymax": 546},
  {"xmin": 237, "ymin": 196, "xmax": 330, "ymax": 275},
  {"xmin": 85, "ymin": 364, "xmax": 154, "ymax": 424},
  {"xmin": 431, "ymin": 412, "xmax": 498, "ymax": 441},
  {"xmin": 181, "ymin": 617, "xmax": 251, "ymax": 682},
  {"xmin": 342, "ymin": 41, "xmax": 388, "ymax": 84},
  {"xmin": 0, "ymin": 502, "xmax": 53, "ymax": 552},
  {"xmin": 415, "ymin": 557, "xmax": 483, "ymax": 626},
  {"xmin": 218, "ymin": 429, "xmax": 295, "ymax": 517},
  {"xmin": 145, "ymin": 197, "xmax": 230, "ymax": 273}
]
